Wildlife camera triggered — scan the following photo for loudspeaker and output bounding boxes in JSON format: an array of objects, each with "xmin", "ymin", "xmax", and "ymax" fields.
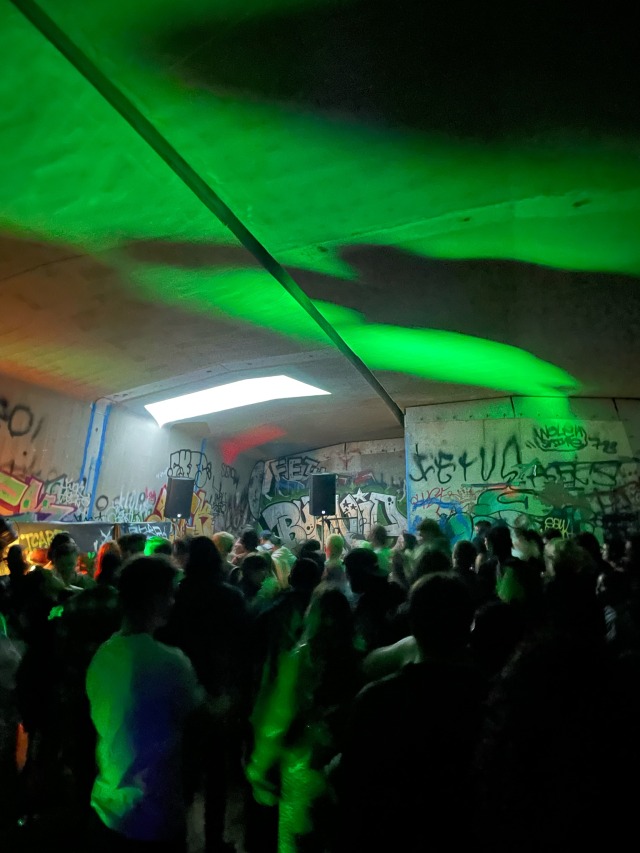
[
  {"xmin": 309, "ymin": 473, "xmax": 336, "ymax": 516},
  {"xmin": 164, "ymin": 477, "xmax": 195, "ymax": 519}
]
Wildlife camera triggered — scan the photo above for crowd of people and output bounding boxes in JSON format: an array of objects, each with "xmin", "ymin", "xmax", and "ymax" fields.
[{"xmin": 2, "ymin": 516, "xmax": 640, "ymax": 852}]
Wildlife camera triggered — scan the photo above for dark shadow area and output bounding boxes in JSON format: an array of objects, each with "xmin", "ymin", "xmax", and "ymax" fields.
[{"xmin": 152, "ymin": 0, "xmax": 640, "ymax": 138}]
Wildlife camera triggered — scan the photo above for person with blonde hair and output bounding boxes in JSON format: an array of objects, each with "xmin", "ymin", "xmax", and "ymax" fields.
[
  {"xmin": 213, "ymin": 531, "xmax": 235, "ymax": 580},
  {"xmin": 323, "ymin": 534, "xmax": 347, "ymax": 586}
]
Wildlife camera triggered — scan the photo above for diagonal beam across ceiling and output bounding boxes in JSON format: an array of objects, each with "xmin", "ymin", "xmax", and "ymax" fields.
[{"xmin": 10, "ymin": 0, "xmax": 404, "ymax": 427}]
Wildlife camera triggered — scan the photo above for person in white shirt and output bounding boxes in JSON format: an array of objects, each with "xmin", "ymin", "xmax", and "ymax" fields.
[{"xmin": 86, "ymin": 555, "xmax": 203, "ymax": 852}]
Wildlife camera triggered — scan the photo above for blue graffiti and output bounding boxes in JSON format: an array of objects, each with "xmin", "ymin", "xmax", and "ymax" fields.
[
  {"xmin": 410, "ymin": 495, "xmax": 473, "ymax": 542},
  {"xmin": 411, "ymin": 495, "xmax": 465, "ymax": 516}
]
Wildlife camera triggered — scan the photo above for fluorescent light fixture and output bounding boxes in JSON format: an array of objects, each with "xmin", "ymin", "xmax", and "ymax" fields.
[{"xmin": 145, "ymin": 374, "xmax": 330, "ymax": 426}]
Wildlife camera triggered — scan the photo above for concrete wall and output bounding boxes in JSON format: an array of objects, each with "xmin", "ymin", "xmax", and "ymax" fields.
[
  {"xmin": 252, "ymin": 439, "xmax": 406, "ymax": 543},
  {"xmin": 406, "ymin": 398, "xmax": 640, "ymax": 542},
  {"xmin": 6, "ymin": 375, "xmax": 640, "ymax": 549},
  {"xmin": 0, "ymin": 376, "xmax": 254, "ymax": 535}
]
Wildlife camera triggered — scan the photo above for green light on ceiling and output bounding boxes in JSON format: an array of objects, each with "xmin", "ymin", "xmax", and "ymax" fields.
[
  {"xmin": 133, "ymin": 265, "xmax": 578, "ymax": 397},
  {"xmin": 2, "ymin": 0, "xmax": 639, "ymax": 279}
]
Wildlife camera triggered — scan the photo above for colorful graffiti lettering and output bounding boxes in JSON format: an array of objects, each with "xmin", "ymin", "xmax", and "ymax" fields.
[
  {"xmin": 407, "ymin": 419, "xmax": 640, "ymax": 543},
  {"xmin": 257, "ymin": 447, "xmax": 408, "ymax": 542},
  {"xmin": 0, "ymin": 469, "xmax": 90, "ymax": 521}
]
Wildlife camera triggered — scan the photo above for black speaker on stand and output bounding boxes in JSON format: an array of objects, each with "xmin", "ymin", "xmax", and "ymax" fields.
[
  {"xmin": 309, "ymin": 473, "xmax": 337, "ymax": 549},
  {"xmin": 164, "ymin": 477, "xmax": 195, "ymax": 519},
  {"xmin": 309, "ymin": 473, "xmax": 336, "ymax": 516}
]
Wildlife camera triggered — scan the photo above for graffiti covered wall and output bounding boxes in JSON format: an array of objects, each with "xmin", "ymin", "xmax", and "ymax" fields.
[
  {"xmin": 0, "ymin": 376, "xmax": 254, "ymax": 536},
  {"xmin": 406, "ymin": 399, "xmax": 640, "ymax": 543},
  {"xmin": 251, "ymin": 439, "xmax": 406, "ymax": 543},
  {"xmin": 0, "ymin": 377, "xmax": 93, "ymax": 522}
]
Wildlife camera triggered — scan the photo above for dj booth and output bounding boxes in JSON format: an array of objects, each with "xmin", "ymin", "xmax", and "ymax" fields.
[{"xmin": 8, "ymin": 520, "xmax": 173, "ymax": 556}]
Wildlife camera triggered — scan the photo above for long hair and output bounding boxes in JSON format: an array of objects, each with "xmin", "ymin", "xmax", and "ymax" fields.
[
  {"xmin": 184, "ymin": 536, "xmax": 223, "ymax": 582},
  {"xmin": 301, "ymin": 584, "xmax": 358, "ymax": 709}
]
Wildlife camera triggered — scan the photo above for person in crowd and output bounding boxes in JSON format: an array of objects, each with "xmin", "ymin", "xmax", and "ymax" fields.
[
  {"xmin": 625, "ymin": 533, "xmax": 640, "ymax": 573},
  {"xmin": 389, "ymin": 531, "xmax": 417, "ymax": 590},
  {"xmin": 541, "ymin": 527, "xmax": 563, "ymax": 546},
  {"xmin": 116, "ymin": 533, "xmax": 147, "ymax": 562},
  {"xmin": 416, "ymin": 517, "xmax": 451, "ymax": 556},
  {"xmin": 323, "ymin": 534, "xmax": 346, "ymax": 583},
  {"xmin": 94, "ymin": 541, "xmax": 123, "ymax": 587},
  {"xmin": 270, "ymin": 538, "xmax": 297, "ymax": 589},
  {"xmin": 162, "ymin": 537, "xmax": 247, "ymax": 696},
  {"xmin": 475, "ymin": 636, "xmax": 611, "ymax": 852},
  {"xmin": 45, "ymin": 532, "xmax": 74, "ymax": 567},
  {"xmin": 473, "ymin": 523, "xmax": 512, "ymax": 605},
  {"xmin": 512, "ymin": 527, "xmax": 544, "ymax": 562},
  {"xmin": 244, "ymin": 558, "xmax": 323, "ymax": 853},
  {"xmin": 345, "ymin": 548, "xmax": 404, "ymax": 653},
  {"xmin": 145, "ymin": 536, "xmax": 173, "ymax": 557},
  {"xmin": 237, "ymin": 552, "xmax": 272, "ymax": 605},
  {"xmin": 0, "ymin": 539, "xmax": 25, "ymax": 615},
  {"xmin": 339, "ymin": 573, "xmax": 485, "ymax": 852},
  {"xmin": 486, "ymin": 523, "xmax": 513, "ymax": 567},
  {"xmin": 398, "ymin": 531, "xmax": 417, "ymax": 553},
  {"xmin": 544, "ymin": 540, "xmax": 604, "ymax": 644},
  {"xmin": 87, "ymin": 555, "xmax": 202, "ymax": 852},
  {"xmin": 297, "ymin": 539, "xmax": 326, "ymax": 572},
  {"xmin": 413, "ymin": 546, "xmax": 451, "ymax": 581},
  {"xmin": 249, "ymin": 585, "xmax": 359, "ymax": 853},
  {"xmin": 577, "ymin": 531, "xmax": 616, "ymax": 587},
  {"xmin": 453, "ymin": 539, "xmax": 477, "ymax": 577},
  {"xmin": 232, "ymin": 528, "xmax": 260, "ymax": 567},
  {"xmin": 14, "ymin": 568, "xmax": 68, "ymax": 832},
  {"xmin": 172, "ymin": 536, "xmax": 193, "ymax": 570},
  {"xmin": 213, "ymin": 531, "xmax": 236, "ymax": 580},
  {"xmin": 53, "ymin": 586, "xmax": 121, "ymax": 819},
  {"xmin": 367, "ymin": 524, "xmax": 392, "ymax": 575},
  {"xmin": 258, "ymin": 531, "xmax": 276, "ymax": 553},
  {"xmin": 603, "ymin": 535, "xmax": 625, "ymax": 570},
  {"xmin": 452, "ymin": 539, "xmax": 481, "ymax": 603},
  {"xmin": 161, "ymin": 537, "xmax": 247, "ymax": 853},
  {"xmin": 0, "ymin": 600, "xmax": 23, "ymax": 839},
  {"xmin": 472, "ymin": 519, "xmax": 492, "ymax": 554},
  {"xmin": 495, "ymin": 557, "xmax": 544, "ymax": 637},
  {"xmin": 50, "ymin": 540, "xmax": 95, "ymax": 595},
  {"xmin": 252, "ymin": 558, "xmax": 324, "ymax": 688}
]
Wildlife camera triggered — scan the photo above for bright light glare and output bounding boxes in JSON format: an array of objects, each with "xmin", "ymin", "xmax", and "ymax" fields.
[{"xmin": 145, "ymin": 375, "xmax": 330, "ymax": 426}]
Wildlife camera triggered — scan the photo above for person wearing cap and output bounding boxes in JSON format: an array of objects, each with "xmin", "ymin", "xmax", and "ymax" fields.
[{"xmin": 257, "ymin": 530, "xmax": 276, "ymax": 553}]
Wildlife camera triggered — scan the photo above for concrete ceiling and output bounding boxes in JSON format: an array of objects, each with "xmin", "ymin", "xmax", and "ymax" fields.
[{"xmin": 1, "ymin": 0, "xmax": 639, "ymax": 458}]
